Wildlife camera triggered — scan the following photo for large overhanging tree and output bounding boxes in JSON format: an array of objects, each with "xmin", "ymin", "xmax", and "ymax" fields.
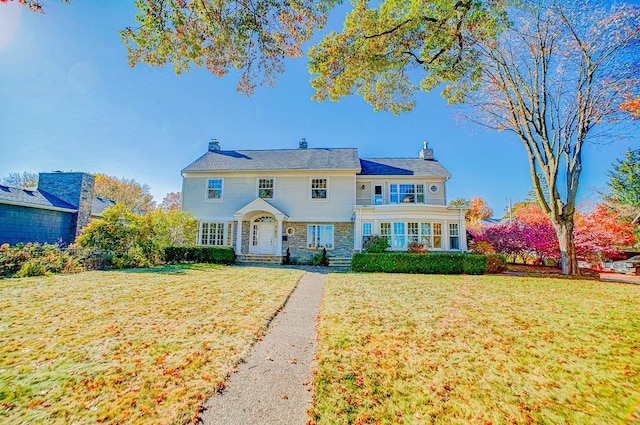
[{"xmin": 7, "ymin": 0, "xmax": 639, "ymax": 274}]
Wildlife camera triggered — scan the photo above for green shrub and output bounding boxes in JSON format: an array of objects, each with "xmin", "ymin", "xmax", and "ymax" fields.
[
  {"xmin": 363, "ymin": 235, "xmax": 389, "ymax": 253},
  {"xmin": 77, "ymin": 204, "xmax": 198, "ymax": 269},
  {"xmin": 164, "ymin": 246, "xmax": 236, "ymax": 264},
  {"xmin": 462, "ymin": 254, "xmax": 487, "ymax": 275},
  {"xmin": 486, "ymin": 253, "xmax": 507, "ymax": 273},
  {"xmin": 0, "ymin": 243, "xmax": 84, "ymax": 278},
  {"xmin": 15, "ymin": 259, "xmax": 47, "ymax": 278},
  {"xmin": 310, "ymin": 248, "xmax": 329, "ymax": 266},
  {"xmin": 351, "ymin": 253, "xmax": 467, "ymax": 274}
]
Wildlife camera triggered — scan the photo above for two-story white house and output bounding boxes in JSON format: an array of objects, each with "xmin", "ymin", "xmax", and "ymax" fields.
[{"xmin": 181, "ymin": 139, "xmax": 467, "ymax": 262}]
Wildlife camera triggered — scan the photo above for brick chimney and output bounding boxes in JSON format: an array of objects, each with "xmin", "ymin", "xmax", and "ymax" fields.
[
  {"xmin": 37, "ymin": 172, "xmax": 95, "ymax": 242},
  {"xmin": 209, "ymin": 138, "xmax": 221, "ymax": 152},
  {"xmin": 419, "ymin": 140, "xmax": 434, "ymax": 160}
]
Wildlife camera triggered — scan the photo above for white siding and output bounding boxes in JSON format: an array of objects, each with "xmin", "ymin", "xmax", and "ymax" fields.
[{"xmin": 183, "ymin": 171, "xmax": 355, "ymax": 222}]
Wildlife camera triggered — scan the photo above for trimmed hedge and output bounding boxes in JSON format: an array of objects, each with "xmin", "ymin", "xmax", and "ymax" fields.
[
  {"xmin": 164, "ymin": 246, "xmax": 236, "ymax": 264},
  {"xmin": 462, "ymin": 254, "xmax": 487, "ymax": 275},
  {"xmin": 351, "ymin": 252, "xmax": 487, "ymax": 275}
]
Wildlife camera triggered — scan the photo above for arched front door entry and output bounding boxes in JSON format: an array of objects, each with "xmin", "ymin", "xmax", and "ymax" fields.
[{"xmin": 251, "ymin": 215, "xmax": 276, "ymax": 254}]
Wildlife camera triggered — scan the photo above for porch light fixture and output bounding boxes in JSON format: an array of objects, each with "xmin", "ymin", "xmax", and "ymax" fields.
[{"xmin": 361, "ymin": 184, "xmax": 366, "ymax": 190}]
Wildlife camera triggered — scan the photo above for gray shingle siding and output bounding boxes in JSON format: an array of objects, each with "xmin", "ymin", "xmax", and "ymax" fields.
[
  {"xmin": 0, "ymin": 204, "xmax": 74, "ymax": 245},
  {"xmin": 182, "ymin": 148, "xmax": 362, "ymax": 173}
]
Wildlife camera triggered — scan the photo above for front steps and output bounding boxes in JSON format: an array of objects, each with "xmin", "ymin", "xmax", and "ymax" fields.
[
  {"xmin": 328, "ymin": 257, "xmax": 352, "ymax": 268},
  {"xmin": 237, "ymin": 254, "xmax": 283, "ymax": 264},
  {"xmin": 237, "ymin": 254, "xmax": 352, "ymax": 268}
]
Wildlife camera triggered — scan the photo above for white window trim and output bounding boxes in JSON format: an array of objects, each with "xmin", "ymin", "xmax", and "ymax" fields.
[
  {"xmin": 378, "ymin": 221, "xmax": 445, "ymax": 251},
  {"xmin": 256, "ymin": 177, "xmax": 276, "ymax": 200},
  {"xmin": 309, "ymin": 177, "xmax": 329, "ymax": 202},
  {"xmin": 199, "ymin": 221, "xmax": 231, "ymax": 246},
  {"xmin": 307, "ymin": 224, "xmax": 335, "ymax": 250},
  {"xmin": 205, "ymin": 178, "xmax": 224, "ymax": 202},
  {"xmin": 449, "ymin": 223, "xmax": 461, "ymax": 250},
  {"xmin": 389, "ymin": 183, "xmax": 426, "ymax": 204}
]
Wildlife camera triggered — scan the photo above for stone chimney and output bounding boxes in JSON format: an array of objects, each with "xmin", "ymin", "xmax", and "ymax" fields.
[
  {"xmin": 37, "ymin": 172, "xmax": 95, "ymax": 242},
  {"xmin": 209, "ymin": 138, "xmax": 221, "ymax": 152},
  {"xmin": 419, "ymin": 140, "xmax": 434, "ymax": 160},
  {"xmin": 299, "ymin": 138, "xmax": 308, "ymax": 149}
]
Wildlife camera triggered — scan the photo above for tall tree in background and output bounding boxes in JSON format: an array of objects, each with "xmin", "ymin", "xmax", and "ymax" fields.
[
  {"xmin": 94, "ymin": 174, "xmax": 155, "ymax": 214},
  {"xmin": 1, "ymin": 172, "xmax": 38, "ymax": 189},
  {"xmin": 605, "ymin": 148, "xmax": 640, "ymax": 218},
  {"xmin": 159, "ymin": 192, "xmax": 182, "ymax": 212},
  {"xmin": 450, "ymin": 197, "xmax": 493, "ymax": 228}
]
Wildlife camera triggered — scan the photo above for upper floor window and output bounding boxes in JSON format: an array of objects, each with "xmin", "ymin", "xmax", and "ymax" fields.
[
  {"xmin": 258, "ymin": 178, "xmax": 274, "ymax": 199},
  {"xmin": 311, "ymin": 178, "xmax": 328, "ymax": 199},
  {"xmin": 207, "ymin": 179, "xmax": 223, "ymax": 200},
  {"xmin": 390, "ymin": 184, "xmax": 425, "ymax": 204}
]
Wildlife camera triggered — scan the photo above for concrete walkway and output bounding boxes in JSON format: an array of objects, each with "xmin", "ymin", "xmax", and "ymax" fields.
[{"xmin": 199, "ymin": 271, "xmax": 327, "ymax": 425}]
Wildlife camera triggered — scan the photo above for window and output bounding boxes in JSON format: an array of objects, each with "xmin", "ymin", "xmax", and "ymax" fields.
[
  {"xmin": 408, "ymin": 222, "xmax": 419, "ymax": 243},
  {"xmin": 380, "ymin": 222, "xmax": 391, "ymax": 246},
  {"xmin": 429, "ymin": 184, "xmax": 439, "ymax": 194},
  {"xmin": 206, "ymin": 179, "xmax": 223, "ymax": 200},
  {"xmin": 433, "ymin": 223, "xmax": 442, "ymax": 249},
  {"xmin": 258, "ymin": 178, "xmax": 274, "ymax": 199},
  {"xmin": 449, "ymin": 223, "xmax": 460, "ymax": 250},
  {"xmin": 390, "ymin": 184, "xmax": 425, "ymax": 204},
  {"xmin": 376, "ymin": 221, "xmax": 444, "ymax": 250},
  {"xmin": 311, "ymin": 178, "xmax": 328, "ymax": 199},
  {"xmin": 392, "ymin": 222, "xmax": 406, "ymax": 249},
  {"xmin": 200, "ymin": 222, "xmax": 225, "ymax": 246},
  {"xmin": 307, "ymin": 224, "xmax": 334, "ymax": 249},
  {"xmin": 362, "ymin": 222, "xmax": 372, "ymax": 245}
]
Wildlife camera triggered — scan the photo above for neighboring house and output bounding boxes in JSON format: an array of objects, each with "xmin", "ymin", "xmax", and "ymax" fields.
[
  {"xmin": 0, "ymin": 172, "xmax": 115, "ymax": 246},
  {"xmin": 182, "ymin": 139, "xmax": 468, "ymax": 262}
]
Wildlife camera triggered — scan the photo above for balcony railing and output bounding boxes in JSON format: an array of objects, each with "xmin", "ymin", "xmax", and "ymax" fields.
[{"xmin": 355, "ymin": 197, "xmax": 446, "ymax": 206}]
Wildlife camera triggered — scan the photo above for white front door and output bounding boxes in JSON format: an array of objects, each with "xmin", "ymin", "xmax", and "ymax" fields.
[{"xmin": 258, "ymin": 223, "xmax": 275, "ymax": 254}]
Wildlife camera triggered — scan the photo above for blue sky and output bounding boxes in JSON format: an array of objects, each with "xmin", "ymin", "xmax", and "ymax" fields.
[{"xmin": 0, "ymin": 1, "xmax": 637, "ymax": 216}]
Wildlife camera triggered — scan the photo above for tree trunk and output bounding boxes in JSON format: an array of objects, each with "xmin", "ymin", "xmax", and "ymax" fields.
[{"xmin": 554, "ymin": 219, "xmax": 579, "ymax": 275}]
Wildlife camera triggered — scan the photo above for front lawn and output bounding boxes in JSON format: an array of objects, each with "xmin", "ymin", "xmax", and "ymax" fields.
[
  {"xmin": 0, "ymin": 265, "xmax": 304, "ymax": 424},
  {"xmin": 311, "ymin": 274, "xmax": 640, "ymax": 424}
]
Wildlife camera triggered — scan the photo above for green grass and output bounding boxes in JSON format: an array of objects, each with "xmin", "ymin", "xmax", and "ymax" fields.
[
  {"xmin": 311, "ymin": 274, "xmax": 640, "ymax": 424},
  {"xmin": 0, "ymin": 265, "xmax": 304, "ymax": 424}
]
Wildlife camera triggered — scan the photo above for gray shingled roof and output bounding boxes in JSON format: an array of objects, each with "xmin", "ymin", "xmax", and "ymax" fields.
[
  {"xmin": 182, "ymin": 148, "xmax": 362, "ymax": 173},
  {"xmin": 92, "ymin": 197, "xmax": 117, "ymax": 217},
  {"xmin": 359, "ymin": 158, "xmax": 452, "ymax": 178},
  {"xmin": 0, "ymin": 185, "xmax": 77, "ymax": 211}
]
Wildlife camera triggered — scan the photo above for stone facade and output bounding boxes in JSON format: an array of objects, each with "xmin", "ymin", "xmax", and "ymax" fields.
[
  {"xmin": 281, "ymin": 221, "xmax": 353, "ymax": 262},
  {"xmin": 38, "ymin": 172, "xmax": 95, "ymax": 239},
  {"xmin": 241, "ymin": 221, "xmax": 250, "ymax": 253},
  {"xmin": 0, "ymin": 204, "xmax": 73, "ymax": 245}
]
